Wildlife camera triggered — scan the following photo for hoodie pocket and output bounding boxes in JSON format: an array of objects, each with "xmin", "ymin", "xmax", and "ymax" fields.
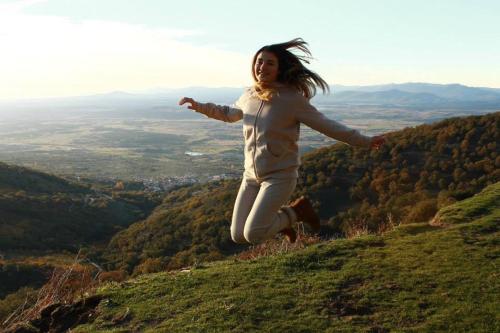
[{"xmin": 266, "ymin": 142, "xmax": 285, "ymax": 158}]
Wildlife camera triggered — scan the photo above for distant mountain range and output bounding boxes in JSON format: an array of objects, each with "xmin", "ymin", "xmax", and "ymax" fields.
[
  {"xmin": 2, "ymin": 83, "xmax": 500, "ymax": 112},
  {"xmin": 319, "ymin": 82, "xmax": 500, "ymax": 106},
  {"xmin": 331, "ymin": 82, "xmax": 500, "ymax": 98}
]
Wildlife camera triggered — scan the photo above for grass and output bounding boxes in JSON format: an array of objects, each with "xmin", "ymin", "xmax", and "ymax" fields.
[
  {"xmin": 74, "ymin": 183, "xmax": 499, "ymax": 333},
  {"xmin": 432, "ymin": 181, "xmax": 500, "ymax": 226}
]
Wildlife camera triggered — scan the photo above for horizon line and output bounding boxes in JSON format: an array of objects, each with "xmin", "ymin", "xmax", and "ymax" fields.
[{"xmin": 1, "ymin": 81, "xmax": 500, "ymax": 102}]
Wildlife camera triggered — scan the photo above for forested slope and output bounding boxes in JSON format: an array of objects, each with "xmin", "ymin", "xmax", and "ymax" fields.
[{"xmin": 0, "ymin": 162, "xmax": 160, "ymax": 251}]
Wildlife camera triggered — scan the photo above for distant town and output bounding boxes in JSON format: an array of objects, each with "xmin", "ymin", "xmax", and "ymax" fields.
[
  {"xmin": 71, "ymin": 172, "xmax": 242, "ymax": 194},
  {"xmin": 138, "ymin": 173, "xmax": 241, "ymax": 192}
]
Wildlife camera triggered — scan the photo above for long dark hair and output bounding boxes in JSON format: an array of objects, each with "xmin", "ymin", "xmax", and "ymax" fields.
[{"xmin": 251, "ymin": 38, "xmax": 330, "ymax": 100}]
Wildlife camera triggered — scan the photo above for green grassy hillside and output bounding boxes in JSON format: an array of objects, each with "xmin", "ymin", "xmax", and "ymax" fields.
[
  {"xmin": 74, "ymin": 182, "xmax": 499, "ymax": 333},
  {"xmin": 431, "ymin": 179, "xmax": 499, "ymax": 226}
]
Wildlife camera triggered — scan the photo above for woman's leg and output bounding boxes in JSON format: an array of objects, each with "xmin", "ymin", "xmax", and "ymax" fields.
[
  {"xmin": 243, "ymin": 177, "xmax": 297, "ymax": 244},
  {"xmin": 230, "ymin": 177, "xmax": 260, "ymax": 243}
]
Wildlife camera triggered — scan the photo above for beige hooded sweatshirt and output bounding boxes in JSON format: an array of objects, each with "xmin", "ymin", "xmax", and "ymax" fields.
[{"xmin": 196, "ymin": 86, "xmax": 372, "ymax": 180}]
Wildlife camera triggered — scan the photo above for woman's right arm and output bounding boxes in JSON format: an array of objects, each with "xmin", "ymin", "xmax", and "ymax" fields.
[
  {"xmin": 295, "ymin": 97, "xmax": 372, "ymax": 148},
  {"xmin": 178, "ymin": 97, "xmax": 243, "ymax": 123}
]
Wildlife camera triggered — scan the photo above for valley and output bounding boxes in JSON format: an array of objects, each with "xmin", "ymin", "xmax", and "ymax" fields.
[{"xmin": 1, "ymin": 101, "xmax": 494, "ymax": 184}]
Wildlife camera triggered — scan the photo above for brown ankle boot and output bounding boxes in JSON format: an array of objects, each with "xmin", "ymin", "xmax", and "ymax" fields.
[
  {"xmin": 290, "ymin": 196, "xmax": 320, "ymax": 233},
  {"xmin": 280, "ymin": 227, "xmax": 297, "ymax": 243}
]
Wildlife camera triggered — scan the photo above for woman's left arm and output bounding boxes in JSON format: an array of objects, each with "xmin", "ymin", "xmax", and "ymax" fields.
[{"xmin": 296, "ymin": 99, "xmax": 376, "ymax": 148}]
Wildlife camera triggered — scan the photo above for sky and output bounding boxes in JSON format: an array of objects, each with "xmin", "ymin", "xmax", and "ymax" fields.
[{"xmin": 1, "ymin": 0, "xmax": 499, "ymax": 99}]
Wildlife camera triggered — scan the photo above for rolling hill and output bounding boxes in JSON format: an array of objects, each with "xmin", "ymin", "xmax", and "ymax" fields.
[
  {"xmin": 0, "ymin": 162, "xmax": 161, "ymax": 251},
  {"xmin": 70, "ymin": 181, "xmax": 499, "ymax": 333}
]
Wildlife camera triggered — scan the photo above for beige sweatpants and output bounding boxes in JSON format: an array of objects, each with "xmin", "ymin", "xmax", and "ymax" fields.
[{"xmin": 230, "ymin": 176, "xmax": 298, "ymax": 244}]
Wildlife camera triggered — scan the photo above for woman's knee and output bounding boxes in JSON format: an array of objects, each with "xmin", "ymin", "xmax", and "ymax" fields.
[
  {"xmin": 243, "ymin": 228, "xmax": 266, "ymax": 244},
  {"xmin": 230, "ymin": 227, "xmax": 247, "ymax": 244}
]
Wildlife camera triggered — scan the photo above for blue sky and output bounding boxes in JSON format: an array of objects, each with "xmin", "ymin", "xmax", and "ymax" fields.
[{"xmin": 1, "ymin": 0, "xmax": 499, "ymax": 99}]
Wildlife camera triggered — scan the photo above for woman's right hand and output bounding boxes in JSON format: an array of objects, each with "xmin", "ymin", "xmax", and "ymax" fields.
[{"xmin": 178, "ymin": 97, "xmax": 200, "ymax": 111}]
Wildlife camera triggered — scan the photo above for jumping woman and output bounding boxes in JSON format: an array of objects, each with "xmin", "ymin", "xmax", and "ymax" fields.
[{"xmin": 179, "ymin": 38, "xmax": 385, "ymax": 244}]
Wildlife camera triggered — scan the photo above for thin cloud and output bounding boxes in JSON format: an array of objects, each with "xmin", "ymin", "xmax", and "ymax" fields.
[
  {"xmin": 0, "ymin": 0, "xmax": 49, "ymax": 12},
  {"xmin": 0, "ymin": 11, "xmax": 249, "ymax": 99}
]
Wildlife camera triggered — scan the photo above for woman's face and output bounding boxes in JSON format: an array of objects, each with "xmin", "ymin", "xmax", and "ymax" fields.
[{"xmin": 254, "ymin": 51, "xmax": 279, "ymax": 84}]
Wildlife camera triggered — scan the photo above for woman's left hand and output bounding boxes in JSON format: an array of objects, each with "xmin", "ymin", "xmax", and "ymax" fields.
[{"xmin": 370, "ymin": 135, "xmax": 386, "ymax": 150}]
